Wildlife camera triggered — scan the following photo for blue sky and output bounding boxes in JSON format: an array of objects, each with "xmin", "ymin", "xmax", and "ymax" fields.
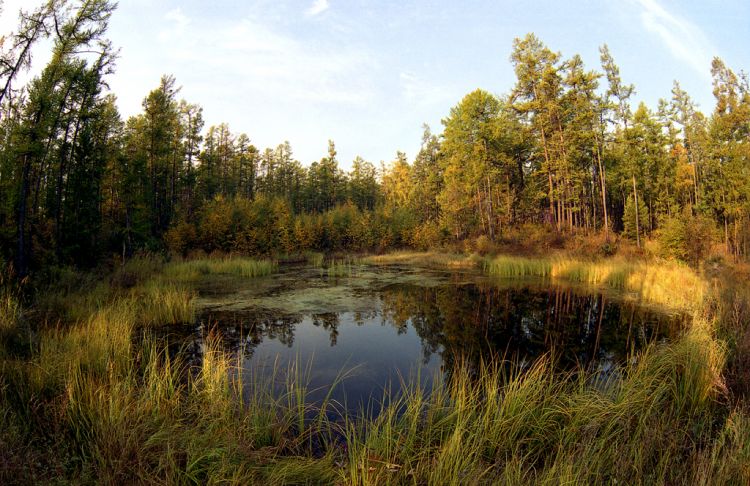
[{"xmin": 1, "ymin": 0, "xmax": 749, "ymax": 168}]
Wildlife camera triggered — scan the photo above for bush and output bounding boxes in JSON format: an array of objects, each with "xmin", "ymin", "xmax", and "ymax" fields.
[
  {"xmin": 474, "ymin": 234, "xmax": 495, "ymax": 255},
  {"xmin": 164, "ymin": 221, "xmax": 198, "ymax": 257},
  {"xmin": 658, "ymin": 208, "xmax": 716, "ymax": 265},
  {"xmin": 599, "ymin": 241, "xmax": 617, "ymax": 257},
  {"xmin": 411, "ymin": 221, "xmax": 445, "ymax": 251}
]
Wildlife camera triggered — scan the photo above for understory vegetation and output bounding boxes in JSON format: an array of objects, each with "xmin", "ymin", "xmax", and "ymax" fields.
[{"xmin": 0, "ymin": 254, "xmax": 749, "ymax": 484}]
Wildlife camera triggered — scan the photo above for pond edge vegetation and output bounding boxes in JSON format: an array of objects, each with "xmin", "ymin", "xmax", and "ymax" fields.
[{"xmin": 1, "ymin": 252, "xmax": 749, "ymax": 484}]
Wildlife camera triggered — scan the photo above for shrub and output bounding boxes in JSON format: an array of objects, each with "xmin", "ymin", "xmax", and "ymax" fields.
[
  {"xmin": 474, "ymin": 234, "xmax": 495, "ymax": 255},
  {"xmin": 164, "ymin": 221, "xmax": 198, "ymax": 257},
  {"xmin": 658, "ymin": 208, "xmax": 716, "ymax": 265},
  {"xmin": 411, "ymin": 221, "xmax": 444, "ymax": 251}
]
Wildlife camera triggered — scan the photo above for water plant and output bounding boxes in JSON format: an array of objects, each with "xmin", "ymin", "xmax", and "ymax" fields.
[
  {"xmin": 164, "ymin": 257, "xmax": 278, "ymax": 281},
  {"xmin": 485, "ymin": 255, "xmax": 706, "ymax": 310},
  {"xmin": 305, "ymin": 251, "xmax": 325, "ymax": 268}
]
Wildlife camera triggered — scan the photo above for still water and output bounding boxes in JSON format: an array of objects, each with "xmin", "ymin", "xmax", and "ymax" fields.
[{"xmin": 154, "ymin": 264, "xmax": 686, "ymax": 410}]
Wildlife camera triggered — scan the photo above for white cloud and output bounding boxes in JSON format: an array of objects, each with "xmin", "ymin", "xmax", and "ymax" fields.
[
  {"xmin": 148, "ymin": 13, "xmax": 376, "ymax": 106},
  {"xmin": 306, "ymin": 0, "xmax": 330, "ymax": 17},
  {"xmin": 158, "ymin": 8, "xmax": 190, "ymax": 42},
  {"xmin": 633, "ymin": 0, "xmax": 714, "ymax": 78}
]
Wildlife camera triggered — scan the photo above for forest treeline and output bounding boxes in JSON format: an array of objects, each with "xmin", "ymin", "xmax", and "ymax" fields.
[{"xmin": 1, "ymin": 0, "xmax": 749, "ymax": 276}]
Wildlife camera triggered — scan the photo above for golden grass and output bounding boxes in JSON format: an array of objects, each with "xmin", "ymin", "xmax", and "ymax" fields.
[
  {"xmin": 486, "ymin": 255, "xmax": 706, "ymax": 311},
  {"xmin": 0, "ymin": 274, "xmax": 20, "ymax": 333},
  {"xmin": 363, "ymin": 251, "xmax": 480, "ymax": 269},
  {"xmin": 1, "ymin": 253, "xmax": 749, "ymax": 484}
]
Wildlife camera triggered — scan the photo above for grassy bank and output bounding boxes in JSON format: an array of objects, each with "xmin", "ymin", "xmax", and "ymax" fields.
[
  {"xmin": 364, "ymin": 250, "xmax": 706, "ymax": 311},
  {"xmin": 0, "ymin": 254, "xmax": 748, "ymax": 483},
  {"xmin": 363, "ymin": 251, "xmax": 480, "ymax": 269},
  {"xmin": 485, "ymin": 255, "xmax": 707, "ymax": 311}
]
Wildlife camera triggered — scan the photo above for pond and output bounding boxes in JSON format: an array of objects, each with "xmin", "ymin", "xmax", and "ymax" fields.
[{"xmin": 153, "ymin": 264, "xmax": 687, "ymax": 412}]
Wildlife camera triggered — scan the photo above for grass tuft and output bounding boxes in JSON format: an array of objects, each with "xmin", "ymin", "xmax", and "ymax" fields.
[
  {"xmin": 164, "ymin": 257, "xmax": 278, "ymax": 281},
  {"xmin": 485, "ymin": 255, "xmax": 706, "ymax": 310}
]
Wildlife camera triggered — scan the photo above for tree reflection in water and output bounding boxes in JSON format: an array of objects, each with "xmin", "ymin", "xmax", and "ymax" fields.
[
  {"xmin": 157, "ymin": 281, "xmax": 685, "ymax": 385},
  {"xmin": 378, "ymin": 283, "xmax": 684, "ymax": 375}
]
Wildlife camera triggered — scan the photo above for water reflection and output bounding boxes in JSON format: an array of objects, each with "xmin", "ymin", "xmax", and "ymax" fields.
[
  {"xmin": 377, "ymin": 283, "xmax": 677, "ymax": 372},
  {"xmin": 153, "ymin": 273, "xmax": 686, "ymax": 411}
]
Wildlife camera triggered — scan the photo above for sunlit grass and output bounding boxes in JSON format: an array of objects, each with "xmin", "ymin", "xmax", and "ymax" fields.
[
  {"xmin": 338, "ymin": 313, "xmax": 732, "ymax": 484},
  {"xmin": 485, "ymin": 255, "xmax": 706, "ymax": 310},
  {"xmin": 363, "ymin": 251, "xmax": 480, "ymax": 269},
  {"xmin": 133, "ymin": 280, "xmax": 196, "ymax": 325},
  {"xmin": 2, "ymin": 301, "xmax": 748, "ymax": 483},
  {"xmin": 1, "ymin": 253, "xmax": 749, "ymax": 483}
]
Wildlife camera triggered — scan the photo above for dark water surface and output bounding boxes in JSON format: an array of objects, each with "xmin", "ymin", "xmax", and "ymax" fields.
[{"xmin": 153, "ymin": 264, "xmax": 687, "ymax": 411}]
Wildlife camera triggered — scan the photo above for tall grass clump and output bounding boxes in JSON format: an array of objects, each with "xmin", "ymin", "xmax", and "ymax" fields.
[
  {"xmin": 111, "ymin": 253, "xmax": 165, "ymax": 286},
  {"xmin": 484, "ymin": 255, "xmax": 553, "ymax": 278},
  {"xmin": 305, "ymin": 251, "xmax": 325, "ymax": 268},
  {"xmin": 133, "ymin": 280, "xmax": 195, "ymax": 325},
  {"xmin": 364, "ymin": 251, "xmax": 478, "ymax": 269},
  {"xmin": 164, "ymin": 257, "xmax": 277, "ymax": 281},
  {"xmin": 0, "ymin": 269, "xmax": 21, "ymax": 334},
  {"xmin": 337, "ymin": 314, "xmax": 737, "ymax": 484},
  {"xmin": 485, "ymin": 255, "xmax": 706, "ymax": 310},
  {"xmin": 325, "ymin": 257, "xmax": 360, "ymax": 278}
]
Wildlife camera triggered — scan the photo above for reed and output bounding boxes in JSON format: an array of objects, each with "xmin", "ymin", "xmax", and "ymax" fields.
[
  {"xmin": 325, "ymin": 257, "xmax": 361, "ymax": 278},
  {"xmin": 164, "ymin": 257, "xmax": 277, "ymax": 281},
  {"xmin": 305, "ymin": 251, "xmax": 325, "ymax": 268},
  {"xmin": 1, "ymin": 254, "xmax": 748, "ymax": 484},
  {"xmin": 363, "ymin": 251, "xmax": 479, "ymax": 269},
  {"xmin": 132, "ymin": 280, "xmax": 195, "ymax": 325},
  {"xmin": 485, "ymin": 255, "xmax": 706, "ymax": 310},
  {"xmin": 0, "ymin": 272, "xmax": 20, "ymax": 334},
  {"xmin": 336, "ymin": 313, "xmax": 734, "ymax": 484}
]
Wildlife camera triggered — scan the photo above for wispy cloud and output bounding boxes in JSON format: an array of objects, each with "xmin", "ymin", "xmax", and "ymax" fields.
[
  {"xmin": 158, "ymin": 8, "xmax": 190, "ymax": 41},
  {"xmin": 306, "ymin": 0, "xmax": 330, "ymax": 17},
  {"xmin": 633, "ymin": 0, "xmax": 714, "ymax": 78},
  {"xmin": 153, "ymin": 12, "xmax": 376, "ymax": 105}
]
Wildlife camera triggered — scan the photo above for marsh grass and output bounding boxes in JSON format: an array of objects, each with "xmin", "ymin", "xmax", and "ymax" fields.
[
  {"xmin": 486, "ymin": 255, "xmax": 706, "ymax": 310},
  {"xmin": 364, "ymin": 251, "xmax": 479, "ymax": 269},
  {"xmin": 306, "ymin": 251, "xmax": 325, "ymax": 268},
  {"xmin": 0, "ymin": 271, "xmax": 20, "ymax": 334},
  {"xmin": 1, "ymin": 254, "xmax": 749, "ymax": 484},
  {"xmin": 2, "ymin": 307, "xmax": 749, "ymax": 484},
  {"xmin": 325, "ymin": 257, "xmax": 362, "ymax": 278},
  {"xmin": 164, "ymin": 257, "xmax": 277, "ymax": 281},
  {"xmin": 338, "ymin": 316, "xmax": 734, "ymax": 484},
  {"xmin": 133, "ymin": 280, "xmax": 195, "ymax": 325}
]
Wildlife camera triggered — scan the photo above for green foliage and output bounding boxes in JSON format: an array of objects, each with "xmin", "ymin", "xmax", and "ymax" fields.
[
  {"xmin": 164, "ymin": 257, "xmax": 277, "ymax": 280},
  {"xmin": 410, "ymin": 221, "xmax": 446, "ymax": 251},
  {"xmin": 658, "ymin": 209, "xmax": 716, "ymax": 265},
  {"xmin": 623, "ymin": 193, "xmax": 650, "ymax": 241}
]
